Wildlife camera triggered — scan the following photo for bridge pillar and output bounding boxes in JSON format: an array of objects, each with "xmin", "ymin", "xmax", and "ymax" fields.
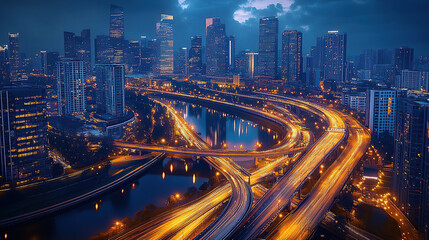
[
  {"xmin": 254, "ymin": 157, "xmax": 258, "ymax": 166},
  {"xmin": 298, "ymin": 189, "xmax": 302, "ymax": 200},
  {"xmin": 139, "ymin": 150, "xmax": 142, "ymax": 156}
]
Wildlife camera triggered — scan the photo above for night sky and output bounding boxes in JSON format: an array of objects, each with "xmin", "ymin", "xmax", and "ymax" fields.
[{"xmin": 1, "ymin": 0, "xmax": 428, "ymax": 58}]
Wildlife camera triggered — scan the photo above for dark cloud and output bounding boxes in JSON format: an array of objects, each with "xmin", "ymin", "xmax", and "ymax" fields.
[{"xmin": 0, "ymin": 0, "xmax": 428, "ymax": 57}]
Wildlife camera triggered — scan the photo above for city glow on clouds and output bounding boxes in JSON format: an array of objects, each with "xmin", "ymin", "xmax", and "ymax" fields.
[
  {"xmin": 301, "ymin": 25, "xmax": 309, "ymax": 31},
  {"xmin": 233, "ymin": 0, "xmax": 294, "ymax": 23},
  {"xmin": 178, "ymin": 0, "xmax": 189, "ymax": 9}
]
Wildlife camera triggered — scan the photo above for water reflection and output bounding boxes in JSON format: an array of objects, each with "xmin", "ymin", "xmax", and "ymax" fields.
[
  {"xmin": 172, "ymin": 101, "xmax": 277, "ymax": 150},
  {"xmin": 1, "ymin": 158, "xmax": 212, "ymax": 240}
]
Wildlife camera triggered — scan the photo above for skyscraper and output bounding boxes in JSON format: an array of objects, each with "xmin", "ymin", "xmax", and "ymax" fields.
[
  {"xmin": 156, "ymin": 14, "xmax": 174, "ymax": 75},
  {"xmin": 140, "ymin": 36, "xmax": 157, "ymax": 73},
  {"xmin": 56, "ymin": 59, "xmax": 86, "ymax": 116},
  {"xmin": 8, "ymin": 33, "xmax": 21, "ymax": 81},
  {"xmin": 365, "ymin": 89, "xmax": 397, "ymax": 138},
  {"xmin": 64, "ymin": 29, "xmax": 91, "ymax": 73},
  {"xmin": 96, "ymin": 64, "xmax": 125, "ymax": 117},
  {"xmin": 394, "ymin": 46, "xmax": 414, "ymax": 73},
  {"xmin": 95, "ymin": 35, "xmax": 113, "ymax": 64},
  {"xmin": 377, "ymin": 48, "xmax": 393, "ymax": 65},
  {"xmin": 0, "ymin": 45, "xmax": 10, "ymax": 85},
  {"xmin": 206, "ymin": 17, "xmax": 228, "ymax": 76},
  {"xmin": 189, "ymin": 35, "xmax": 202, "ymax": 75},
  {"xmin": 318, "ymin": 31, "xmax": 347, "ymax": 83},
  {"xmin": 393, "ymin": 96, "xmax": 429, "ymax": 236},
  {"xmin": 174, "ymin": 47, "xmax": 188, "ymax": 76},
  {"xmin": 361, "ymin": 49, "xmax": 377, "ymax": 70},
  {"xmin": 0, "ymin": 86, "xmax": 48, "ymax": 184},
  {"xmin": 126, "ymin": 40, "xmax": 140, "ymax": 73},
  {"xmin": 109, "ymin": 5, "xmax": 124, "ymax": 39},
  {"xmin": 110, "ymin": 5, "xmax": 125, "ymax": 64},
  {"xmin": 281, "ymin": 30, "xmax": 303, "ymax": 84},
  {"xmin": 228, "ymin": 35, "xmax": 235, "ymax": 72},
  {"xmin": 46, "ymin": 52, "xmax": 59, "ymax": 76},
  {"xmin": 258, "ymin": 17, "xmax": 278, "ymax": 78}
]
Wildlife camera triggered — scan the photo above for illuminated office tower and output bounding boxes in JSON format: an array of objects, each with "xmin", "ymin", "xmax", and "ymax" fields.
[
  {"xmin": 0, "ymin": 45, "xmax": 10, "ymax": 85},
  {"xmin": 96, "ymin": 64, "xmax": 125, "ymax": 117},
  {"xmin": 246, "ymin": 52, "xmax": 258, "ymax": 79},
  {"xmin": 8, "ymin": 33, "xmax": 21, "ymax": 81},
  {"xmin": 365, "ymin": 89, "xmax": 397, "ymax": 138},
  {"xmin": 63, "ymin": 29, "xmax": 91, "ymax": 73},
  {"xmin": 394, "ymin": 46, "xmax": 414, "ymax": 72},
  {"xmin": 318, "ymin": 31, "xmax": 347, "ymax": 83},
  {"xmin": 56, "ymin": 59, "xmax": 86, "ymax": 116},
  {"xmin": 281, "ymin": 30, "xmax": 303, "ymax": 84},
  {"xmin": 0, "ymin": 86, "xmax": 48, "ymax": 185},
  {"xmin": 228, "ymin": 35, "xmax": 235, "ymax": 72},
  {"xmin": 156, "ymin": 14, "xmax": 174, "ymax": 75},
  {"xmin": 393, "ymin": 96, "xmax": 429, "ymax": 237},
  {"xmin": 95, "ymin": 35, "xmax": 113, "ymax": 64},
  {"xmin": 189, "ymin": 35, "xmax": 202, "ymax": 75},
  {"xmin": 110, "ymin": 5, "xmax": 125, "ymax": 64},
  {"xmin": 258, "ymin": 17, "xmax": 278, "ymax": 78},
  {"xmin": 206, "ymin": 17, "xmax": 228, "ymax": 76}
]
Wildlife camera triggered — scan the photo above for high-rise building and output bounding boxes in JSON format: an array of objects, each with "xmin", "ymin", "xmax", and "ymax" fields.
[
  {"xmin": 317, "ymin": 31, "xmax": 347, "ymax": 83},
  {"xmin": 246, "ymin": 52, "xmax": 258, "ymax": 79},
  {"xmin": 281, "ymin": 30, "xmax": 303, "ymax": 84},
  {"xmin": 156, "ymin": 14, "xmax": 174, "ymax": 75},
  {"xmin": 258, "ymin": 17, "xmax": 278, "ymax": 78},
  {"xmin": 365, "ymin": 89, "xmax": 397, "ymax": 138},
  {"xmin": 140, "ymin": 36, "xmax": 157, "ymax": 73},
  {"xmin": 394, "ymin": 46, "xmax": 414, "ymax": 73},
  {"xmin": 342, "ymin": 91, "xmax": 366, "ymax": 113},
  {"xmin": 64, "ymin": 29, "xmax": 91, "ymax": 73},
  {"xmin": 0, "ymin": 45, "xmax": 10, "ymax": 85},
  {"xmin": 56, "ymin": 59, "xmax": 86, "ymax": 116},
  {"xmin": 110, "ymin": 5, "xmax": 124, "ymax": 39},
  {"xmin": 8, "ymin": 33, "xmax": 21, "ymax": 81},
  {"xmin": 361, "ymin": 49, "xmax": 377, "ymax": 70},
  {"xmin": 228, "ymin": 35, "xmax": 235, "ymax": 72},
  {"xmin": 0, "ymin": 86, "xmax": 48, "ymax": 185},
  {"xmin": 174, "ymin": 47, "xmax": 188, "ymax": 76},
  {"xmin": 399, "ymin": 70, "xmax": 426, "ymax": 91},
  {"xmin": 189, "ymin": 35, "xmax": 202, "ymax": 75},
  {"xmin": 126, "ymin": 40, "xmax": 140, "ymax": 73},
  {"xmin": 46, "ymin": 52, "xmax": 59, "ymax": 76},
  {"xmin": 95, "ymin": 35, "xmax": 113, "ymax": 64},
  {"xmin": 393, "ymin": 96, "xmax": 429, "ymax": 236},
  {"xmin": 206, "ymin": 17, "xmax": 228, "ymax": 76},
  {"xmin": 95, "ymin": 64, "xmax": 125, "ymax": 117},
  {"xmin": 377, "ymin": 48, "xmax": 394, "ymax": 65},
  {"xmin": 110, "ymin": 5, "xmax": 125, "ymax": 64}
]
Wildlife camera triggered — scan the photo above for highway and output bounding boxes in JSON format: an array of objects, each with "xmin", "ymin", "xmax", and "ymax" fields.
[
  {"xmin": 119, "ymin": 88, "xmax": 371, "ymax": 240},
  {"xmin": 149, "ymin": 99, "xmax": 253, "ymax": 240},
  {"xmin": 113, "ymin": 92, "xmax": 308, "ymax": 240},
  {"xmin": 266, "ymin": 116, "xmax": 370, "ymax": 239},
  {"xmin": 113, "ymin": 141, "xmax": 304, "ymax": 158},
  {"xmin": 231, "ymin": 92, "xmax": 347, "ymax": 240}
]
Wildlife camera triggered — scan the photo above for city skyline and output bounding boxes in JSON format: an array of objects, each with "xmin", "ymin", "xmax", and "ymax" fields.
[{"xmin": 1, "ymin": 0, "xmax": 428, "ymax": 58}]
